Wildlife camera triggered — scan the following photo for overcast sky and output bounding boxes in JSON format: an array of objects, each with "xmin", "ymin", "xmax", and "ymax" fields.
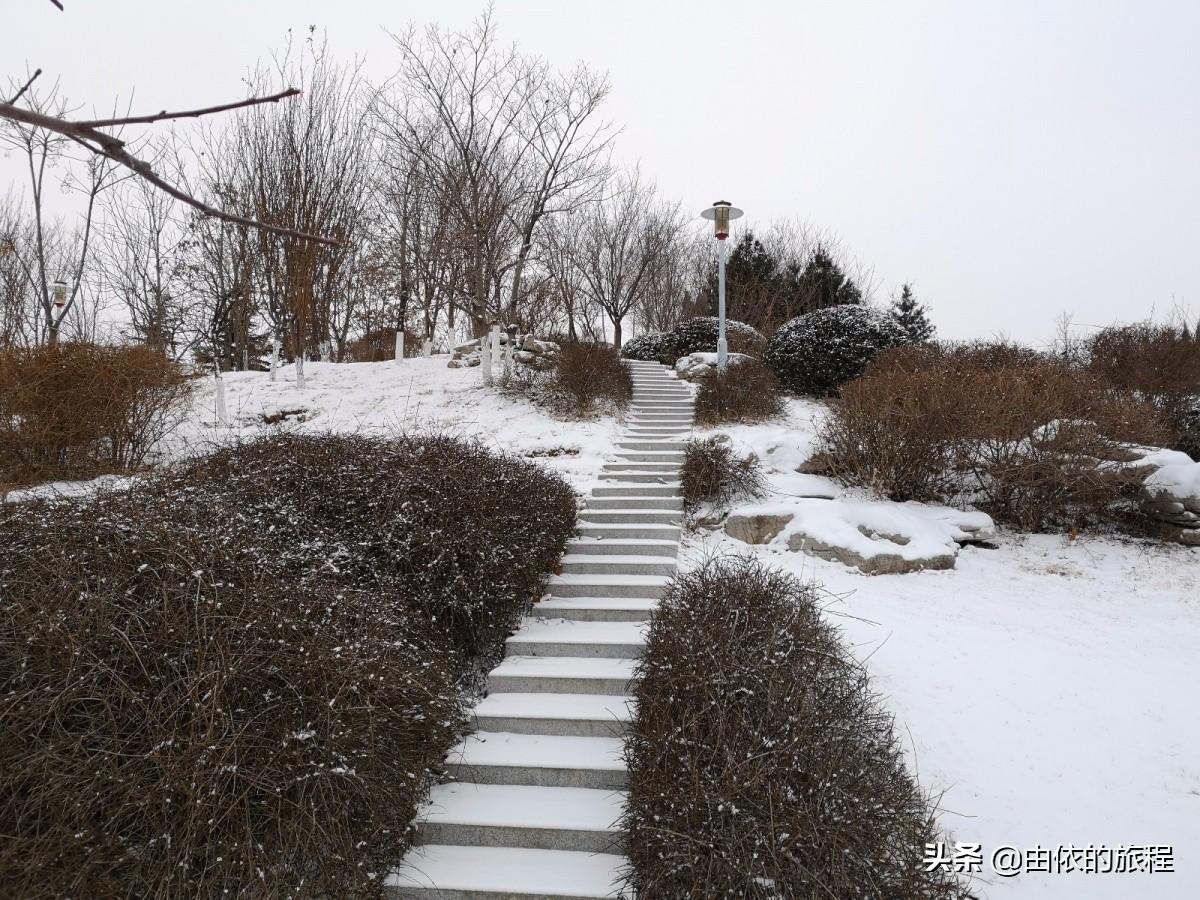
[{"xmin": 4, "ymin": 0, "xmax": 1198, "ymax": 342}]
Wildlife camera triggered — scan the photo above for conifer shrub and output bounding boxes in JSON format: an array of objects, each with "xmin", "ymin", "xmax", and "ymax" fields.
[
  {"xmin": 621, "ymin": 317, "xmax": 766, "ymax": 365},
  {"xmin": 623, "ymin": 556, "xmax": 973, "ymax": 900},
  {"xmin": 764, "ymin": 304, "xmax": 909, "ymax": 395},
  {"xmin": 0, "ymin": 342, "xmax": 191, "ymax": 486},
  {"xmin": 680, "ymin": 435, "xmax": 765, "ymax": 512},
  {"xmin": 693, "ymin": 359, "xmax": 787, "ymax": 426}
]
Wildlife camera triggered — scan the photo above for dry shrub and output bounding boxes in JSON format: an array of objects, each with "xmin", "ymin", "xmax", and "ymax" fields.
[
  {"xmin": 694, "ymin": 359, "xmax": 787, "ymax": 426},
  {"xmin": 623, "ymin": 556, "xmax": 973, "ymax": 900},
  {"xmin": 152, "ymin": 432, "xmax": 578, "ymax": 668},
  {"xmin": 0, "ymin": 342, "xmax": 191, "ymax": 485},
  {"xmin": 821, "ymin": 343, "xmax": 1172, "ymax": 530},
  {"xmin": 0, "ymin": 492, "xmax": 459, "ymax": 899},
  {"xmin": 344, "ymin": 328, "xmax": 410, "ymax": 362},
  {"xmin": 542, "ymin": 341, "xmax": 633, "ymax": 418},
  {"xmin": 681, "ymin": 435, "xmax": 765, "ymax": 512},
  {"xmin": 0, "ymin": 431, "xmax": 578, "ymax": 897},
  {"xmin": 1085, "ymin": 322, "xmax": 1200, "ymax": 457}
]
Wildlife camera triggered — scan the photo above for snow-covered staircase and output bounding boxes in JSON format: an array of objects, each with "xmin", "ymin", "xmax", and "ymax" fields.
[{"xmin": 388, "ymin": 360, "xmax": 692, "ymax": 899}]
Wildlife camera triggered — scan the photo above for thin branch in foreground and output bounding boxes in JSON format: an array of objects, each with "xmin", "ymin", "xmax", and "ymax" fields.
[
  {"xmin": 8, "ymin": 69, "xmax": 41, "ymax": 105},
  {"xmin": 47, "ymin": 0, "xmax": 64, "ymax": 9},
  {"xmin": 0, "ymin": 96, "xmax": 339, "ymax": 246},
  {"xmin": 71, "ymin": 88, "xmax": 301, "ymax": 129}
]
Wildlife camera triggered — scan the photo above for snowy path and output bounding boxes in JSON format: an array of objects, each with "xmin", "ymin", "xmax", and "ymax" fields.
[{"xmin": 388, "ymin": 360, "xmax": 693, "ymax": 899}]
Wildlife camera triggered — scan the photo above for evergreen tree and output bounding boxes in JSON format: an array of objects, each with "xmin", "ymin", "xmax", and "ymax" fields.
[
  {"xmin": 888, "ymin": 283, "xmax": 935, "ymax": 342},
  {"xmin": 795, "ymin": 245, "xmax": 862, "ymax": 311}
]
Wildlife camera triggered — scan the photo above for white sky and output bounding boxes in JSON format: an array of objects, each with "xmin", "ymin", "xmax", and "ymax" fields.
[{"xmin": 4, "ymin": 0, "xmax": 1198, "ymax": 342}]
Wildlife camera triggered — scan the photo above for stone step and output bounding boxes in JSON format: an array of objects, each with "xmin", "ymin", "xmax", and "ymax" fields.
[
  {"xmin": 611, "ymin": 451, "xmax": 684, "ymax": 463},
  {"xmin": 595, "ymin": 476, "xmax": 681, "ymax": 488},
  {"xmin": 586, "ymin": 496, "xmax": 682, "ymax": 511},
  {"xmin": 567, "ymin": 536, "xmax": 679, "ymax": 555},
  {"xmin": 388, "ymin": 845, "xmax": 630, "ymax": 898},
  {"xmin": 616, "ymin": 440, "xmax": 688, "ymax": 451},
  {"xmin": 415, "ymin": 783, "xmax": 625, "ymax": 853},
  {"xmin": 549, "ymin": 573, "xmax": 672, "ymax": 602},
  {"xmin": 446, "ymin": 732, "xmax": 627, "ymax": 790},
  {"xmin": 473, "ymin": 692, "xmax": 632, "ymax": 737},
  {"xmin": 590, "ymin": 484, "xmax": 681, "ymax": 497},
  {"xmin": 577, "ymin": 523, "xmax": 682, "ymax": 540},
  {"xmin": 488, "ymin": 655, "xmax": 637, "ymax": 695},
  {"xmin": 579, "ymin": 509, "xmax": 681, "ymax": 525},
  {"xmin": 602, "ymin": 462, "xmax": 680, "ymax": 472},
  {"xmin": 505, "ymin": 618, "xmax": 647, "ymax": 658},
  {"xmin": 534, "ymin": 597, "xmax": 656, "ymax": 622},
  {"xmin": 561, "ymin": 553, "xmax": 676, "ymax": 575}
]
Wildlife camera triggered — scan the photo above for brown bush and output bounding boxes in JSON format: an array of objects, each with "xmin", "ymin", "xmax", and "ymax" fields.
[
  {"xmin": 1085, "ymin": 322, "xmax": 1200, "ymax": 457},
  {"xmin": 623, "ymin": 556, "xmax": 973, "ymax": 900},
  {"xmin": 344, "ymin": 328, "xmax": 413, "ymax": 362},
  {"xmin": 693, "ymin": 359, "xmax": 787, "ymax": 426},
  {"xmin": 0, "ymin": 342, "xmax": 191, "ymax": 486},
  {"xmin": 680, "ymin": 435, "xmax": 765, "ymax": 513},
  {"xmin": 821, "ymin": 342, "xmax": 1172, "ymax": 530},
  {"xmin": 547, "ymin": 340, "xmax": 633, "ymax": 420},
  {"xmin": 0, "ymin": 491, "xmax": 460, "ymax": 899}
]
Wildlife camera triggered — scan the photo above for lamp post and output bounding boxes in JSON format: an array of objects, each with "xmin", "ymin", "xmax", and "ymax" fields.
[
  {"xmin": 51, "ymin": 278, "xmax": 68, "ymax": 311},
  {"xmin": 700, "ymin": 200, "xmax": 743, "ymax": 372}
]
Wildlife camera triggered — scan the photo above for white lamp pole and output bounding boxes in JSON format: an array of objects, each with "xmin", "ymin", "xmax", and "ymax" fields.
[{"xmin": 700, "ymin": 201, "xmax": 743, "ymax": 372}]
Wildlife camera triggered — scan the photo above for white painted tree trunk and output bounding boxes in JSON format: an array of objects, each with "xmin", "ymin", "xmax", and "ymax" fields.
[
  {"xmin": 395, "ymin": 330, "xmax": 405, "ymax": 363},
  {"xmin": 503, "ymin": 338, "xmax": 513, "ymax": 376},
  {"xmin": 296, "ymin": 353, "xmax": 306, "ymax": 390},
  {"xmin": 422, "ymin": 338, "xmax": 432, "ymax": 358},
  {"xmin": 481, "ymin": 335, "xmax": 493, "ymax": 386},
  {"xmin": 268, "ymin": 339, "xmax": 280, "ymax": 382},
  {"xmin": 214, "ymin": 372, "xmax": 229, "ymax": 427}
]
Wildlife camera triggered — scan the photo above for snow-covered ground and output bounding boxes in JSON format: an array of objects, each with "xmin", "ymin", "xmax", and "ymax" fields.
[
  {"xmin": 693, "ymin": 399, "xmax": 1200, "ymax": 900},
  {"xmin": 8, "ymin": 359, "xmax": 1198, "ymax": 897}
]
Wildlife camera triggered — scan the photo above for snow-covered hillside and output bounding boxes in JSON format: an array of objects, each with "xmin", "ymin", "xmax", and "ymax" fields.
[{"xmin": 11, "ymin": 357, "xmax": 1199, "ymax": 898}]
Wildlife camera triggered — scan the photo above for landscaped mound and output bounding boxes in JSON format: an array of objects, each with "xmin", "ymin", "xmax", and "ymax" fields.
[
  {"xmin": 622, "ymin": 317, "xmax": 766, "ymax": 365},
  {"xmin": 622, "ymin": 556, "xmax": 972, "ymax": 900},
  {"xmin": 764, "ymin": 304, "xmax": 909, "ymax": 395},
  {"xmin": 0, "ymin": 432, "xmax": 578, "ymax": 897}
]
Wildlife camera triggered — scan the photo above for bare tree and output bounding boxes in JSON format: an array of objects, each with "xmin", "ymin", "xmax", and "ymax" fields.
[{"xmin": 565, "ymin": 173, "xmax": 682, "ymax": 347}]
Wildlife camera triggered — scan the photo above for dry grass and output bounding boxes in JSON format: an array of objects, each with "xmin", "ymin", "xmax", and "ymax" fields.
[
  {"xmin": 680, "ymin": 436, "xmax": 766, "ymax": 513},
  {"xmin": 693, "ymin": 359, "xmax": 787, "ymax": 426}
]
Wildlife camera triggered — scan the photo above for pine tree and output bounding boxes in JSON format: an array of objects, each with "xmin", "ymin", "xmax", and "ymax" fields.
[
  {"xmin": 795, "ymin": 245, "xmax": 862, "ymax": 311},
  {"xmin": 889, "ymin": 283, "xmax": 935, "ymax": 342}
]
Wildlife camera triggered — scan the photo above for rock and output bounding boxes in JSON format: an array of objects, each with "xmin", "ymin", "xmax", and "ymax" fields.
[
  {"xmin": 1147, "ymin": 498, "xmax": 1187, "ymax": 517},
  {"xmin": 796, "ymin": 453, "xmax": 837, "ymax": 476},
  {"xmin": 725, "ymin": 512, "xmax": 794, "ymax": 545},
  {"xmin": 674, "ymin": 351, "xmax": 754, "ymax": 381},
  {"xmin": 786, "ymin": 530, "xmax": 956, "ymax": 575},
  {"xmin": 1186, "ymin": 498, "xmax": 1200, "ymax": 515},
  {"xmin": 453, "ymin": 339, "xmax": 481, "ymax": 354},
  {"xmin": 513, "ymin": 350, "xmax": 537, "ymax": 364}
]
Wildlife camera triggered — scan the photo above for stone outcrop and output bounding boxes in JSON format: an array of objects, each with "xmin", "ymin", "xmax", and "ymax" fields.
[
  {"xmin": 673, "ymin": 351, "xmax": 755, "ymax": 381},
  {"xmin": 448, "ymin": 333, "xmax": 561, "ymax": 370}
]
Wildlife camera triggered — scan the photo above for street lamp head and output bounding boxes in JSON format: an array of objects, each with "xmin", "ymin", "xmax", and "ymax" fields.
[
  {"xmin": 700, "ymin": 200, "xmax": 743, "ymax": 241},
  {"xmin": 51, "ymin": 278, "xmax": 67, "ymax": 309}
]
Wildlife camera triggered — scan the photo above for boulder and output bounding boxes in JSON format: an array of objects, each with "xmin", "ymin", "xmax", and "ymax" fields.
[
  {"xmin": 725, "ymin": 511, "xmax": 794, "ymax": 545},
  {"xmin": 674, "ymin": 351, "xmax": 754, "ymax": 381},
  {"xmin": 786, "ymin": 529, "xmax": 956, "ymax": 575}
]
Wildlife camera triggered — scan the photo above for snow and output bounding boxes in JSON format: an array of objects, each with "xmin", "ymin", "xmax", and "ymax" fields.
[
  {"xmin": 489, "ymin": 656, "xmax": 638, "ymax": 681},
  {"xmin": 686, "ymin": 400, "xmax": 1200, "ymax": 899},
  {"xmin": 450, "ymin": 732, "xmax": 627, "ymax": 773},
  {"xmin": 421, "ymin": 782, "xmax": 625, "ymax": 830},
  {"xmin": 1145, "ymin": 460, "xmax": 1200, "ymax": 500},
  {"xmin": 508, "ymin": 619, "xmax": 648, "ymax": 645},
  {"xmin": 388, "ymin": 845, "xmax": 629, "ymax": 896},
  {"xmin": 473, "ymin": 693, "xmax": 633, "ymax": 723}
]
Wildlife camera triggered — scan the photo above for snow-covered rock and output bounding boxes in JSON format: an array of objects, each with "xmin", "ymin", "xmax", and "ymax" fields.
[
  {"xmin": 724, "ymin": 498, "xmax": 995, "ymax": 574},
  {"xmin": 674, "ymin": 351, "xmax": 754, "ymax": 381}
]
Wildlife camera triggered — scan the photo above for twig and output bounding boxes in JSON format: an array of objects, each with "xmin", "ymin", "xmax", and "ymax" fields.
[
  {"xmin": 8, "ymin": 69, "xmax": 42, "ymax": 105},
  {"xmin": 71, "ymin": 88, "xmax": 301, "ymax": 128},
  {"xmin": 47, "ymin": 0, "xmax": 64, "ymax": 9},
  {"xmin": 0, "ymin": 97, "xmax": 338, "ymax": 246}
]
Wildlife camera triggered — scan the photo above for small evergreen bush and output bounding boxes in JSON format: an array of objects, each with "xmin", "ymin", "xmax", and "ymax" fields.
[
  {"xmin": 764, "ymin": 304, "xmax": 909, "ymax": 395},
  {"xmin": 621, "ymin": 317, "xmax": 766, "ymax": 365},
  {"xmin": 693, "ymin": 359, "xmax": 786, "ymax": 426},
  {"xmin": 623, "ymin": 556, "xmax": 973, "ymax": 900},
  {"xmin": 620, "ymin": 330, "xmax": 672, "ymax": 362}
]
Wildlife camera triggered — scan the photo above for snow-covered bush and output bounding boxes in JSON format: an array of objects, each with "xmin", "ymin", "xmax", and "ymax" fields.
[
  {"xmin": 0, "ymin": 485, "xmax": 460, "ymax": 898},
  {"xmin": 620, "ymin": 329, "xmax": 672, "ymax": 362},
  {"xmin": 0, "ymin": 432, "xmax": 577, "ymax": 895},
  {"xmin": 764, "ymin": 304, "xmax": 909, "ymax": 395},
  {"xmin": 621, "ymin": 317, "xmax": 766, "ymax": 365},
  {"xmin": 821, "ymin": 343, "xmax": 1173, "ymax": 530},
  {"xmin": 693, "ymin": 359, "xmax": 786, "ymax": 426},
  {"xmin": 680, "ymin": 435, "xmax": 765, "ymax": 513},
  {"xmin": 622, "ymin": 556, "xmax": 973, "ymax": 900}
]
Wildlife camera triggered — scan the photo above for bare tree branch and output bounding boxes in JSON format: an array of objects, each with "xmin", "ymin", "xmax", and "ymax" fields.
[
  {"xmin": 71, "ymin": 88, "xmax": 301, "ymax": 128},
  {"xmin": 0, "ymin": 97, "xmax": 338, "ymax": 246},
  {"xmin": 47, "ymin": 0, "xmax": 64, "ymax": 10},
  {"xmin": 8, "ymin": 69, "xmax": 42, "ymax": 105}
]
